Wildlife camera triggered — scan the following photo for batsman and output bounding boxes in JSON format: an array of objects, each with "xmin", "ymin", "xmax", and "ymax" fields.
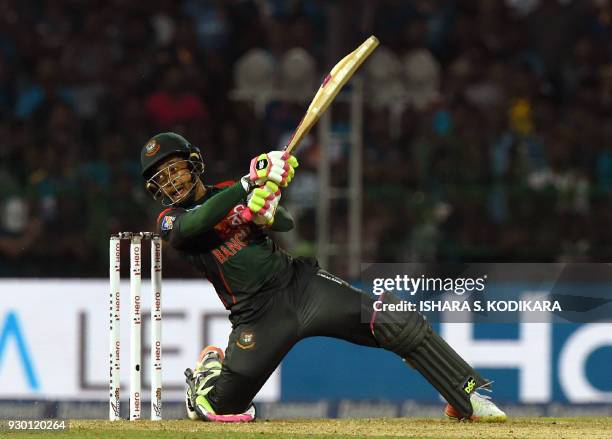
[{"xmin": 139, "ymin": 132, "xmax": 507, "ymax": 423}]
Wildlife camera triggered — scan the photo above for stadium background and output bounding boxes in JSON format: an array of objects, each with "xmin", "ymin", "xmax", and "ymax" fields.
[{"xmin": 0, "ymin": 0, "xmax": 611, "ymax": 418}]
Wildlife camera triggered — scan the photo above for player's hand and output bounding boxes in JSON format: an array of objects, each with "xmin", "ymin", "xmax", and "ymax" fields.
[
  {"xmin": 249, "ymin": 151, "xmax": 298, "ymax": 187},
  {"xmin": 247, "ymin": 180, "xmax": 281, "ymax": 226}
]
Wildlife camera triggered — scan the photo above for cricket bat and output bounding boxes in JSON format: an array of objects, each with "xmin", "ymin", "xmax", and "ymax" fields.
[
  {"xmin": 284, "ymin": 35, "xmax": 379, "ymax": 154},
  {"xmin": 243, "ymin": 36, "xmax": 379, "ymax": 222}
]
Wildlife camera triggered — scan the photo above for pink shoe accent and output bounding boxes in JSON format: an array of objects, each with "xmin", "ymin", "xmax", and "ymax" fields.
[{"xmin": 203, "ymin": 412, "xmax": 254, "ymax": 422}]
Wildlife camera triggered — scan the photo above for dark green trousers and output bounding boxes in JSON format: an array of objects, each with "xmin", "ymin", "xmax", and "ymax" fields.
[{"xmin": 206, "ymin": 263, "xmax": 377, "ymax": 414}]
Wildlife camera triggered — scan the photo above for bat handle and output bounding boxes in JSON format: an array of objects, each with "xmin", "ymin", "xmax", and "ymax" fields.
[
  {"xmin": 240, "ymin": 206, "xmax": 253, "ymax": 222},
  {"xmin": 242, "ymin": 146, "xmax": 291, "ymax": 223}
]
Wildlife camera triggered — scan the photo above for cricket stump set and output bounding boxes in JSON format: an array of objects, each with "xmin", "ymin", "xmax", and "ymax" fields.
[{"xmin": 109, "ymin": 232, "xmax": 162, "ymax": 421}]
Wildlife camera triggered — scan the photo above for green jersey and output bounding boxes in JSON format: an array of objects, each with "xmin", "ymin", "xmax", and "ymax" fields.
[{"xmin": 158, "ymin": 180, "xmax": 312, "ymax": 323}]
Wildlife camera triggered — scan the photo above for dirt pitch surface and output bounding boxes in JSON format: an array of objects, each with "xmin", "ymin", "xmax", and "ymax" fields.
[{"xmin": 4, "ymin": 418, "xmax": 611, "ymax": 439}]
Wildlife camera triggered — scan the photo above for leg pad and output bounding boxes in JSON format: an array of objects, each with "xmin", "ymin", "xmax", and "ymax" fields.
[{"xmin": 371, "ymin": 293, "xmax": 489, "ymax": 418}]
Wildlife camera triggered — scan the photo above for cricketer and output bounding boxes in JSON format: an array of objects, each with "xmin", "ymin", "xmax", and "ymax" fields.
[{"xmin": 140, "ymin": 132, "xmax": 507, "ymax": 423}]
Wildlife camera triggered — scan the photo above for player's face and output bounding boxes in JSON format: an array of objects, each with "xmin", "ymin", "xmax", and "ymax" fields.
[{"xmin": 149, "ymin": 156, "xmax": 197, "ymax": 205}]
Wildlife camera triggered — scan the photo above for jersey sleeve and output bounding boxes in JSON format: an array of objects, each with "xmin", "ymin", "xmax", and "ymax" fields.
[
  {"xmin": 270, "ymin": 205, "xmax": 294, "ymax": 232},
  {"xmin": 156, "ymin": 207, "xmax": 187, "ymax": 246},
  {"xmin": 158, "ymin": 181, "xmax": 248, "ymax": 249},
  {"xmin": 177, "ymin": 182, "xmax": 246, "ymax": 235}
]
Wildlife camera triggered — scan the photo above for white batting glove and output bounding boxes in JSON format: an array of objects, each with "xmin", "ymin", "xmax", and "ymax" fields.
[
  {"xmin": 246, "ymin": 181, "xmax": 281, "ymax": 226},
  {"xmin": 248, "ymin": 151, "xmax": 298, "ymax": 187}
]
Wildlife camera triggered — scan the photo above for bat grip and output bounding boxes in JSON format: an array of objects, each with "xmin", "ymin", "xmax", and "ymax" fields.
[
  {"xmin": 242, "ymin": 146, "xmax": 290, "ymax": 222},
  {"xmin": 240, "ymin": 207, "xmax": 253, "ymax": 222}
]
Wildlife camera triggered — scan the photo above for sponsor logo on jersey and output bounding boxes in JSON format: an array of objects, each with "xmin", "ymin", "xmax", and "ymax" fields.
[
  {"xmin": 214, "ymin": 205, "xmax": 251, "ymax": 239},
  {"xmin": 212, "ymin": 232, "xmax": 248, "ymax": 264},
  {"xmin": 161, "ymin": 215, "xmax": 175, "ymax": 231},
  {"xmin": 237, "ymin": 330, "xmax": 256, "ymax": 350},
  {"xmin": 211, "ymin": 204, "xmax": 255, "ymax": 263},
  {"xmin": 228, "ymin": 205, "xmax": 249, "ymax": 226},
  {"xmin": 145, "ymin": 139, "xmax": 160, "ymax": 157}
]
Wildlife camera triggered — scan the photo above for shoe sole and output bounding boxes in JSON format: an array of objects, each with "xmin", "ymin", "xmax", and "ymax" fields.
[
  {"xmin": 444, "ymin": 412, "xmax": 508, "ymax": 423},
  {"xmin": 444, "ymin": 402, "xmax": 507, "ymax": 423}
]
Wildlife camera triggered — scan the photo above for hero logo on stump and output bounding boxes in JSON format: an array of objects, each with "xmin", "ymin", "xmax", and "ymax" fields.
[{"xmin": 145, "ymin": 140, "xmax": 161, "ymax": 157}]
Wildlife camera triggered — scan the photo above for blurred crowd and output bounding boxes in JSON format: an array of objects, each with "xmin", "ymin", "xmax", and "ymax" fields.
[{"xmin": 2, "ymin": 0, "xmax": 612, "ymax": 278}]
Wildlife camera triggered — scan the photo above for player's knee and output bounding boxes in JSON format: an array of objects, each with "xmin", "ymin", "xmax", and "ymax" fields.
[{"xmin": 369, "ymin": 293, "xmax": 430, "ymax": 357}]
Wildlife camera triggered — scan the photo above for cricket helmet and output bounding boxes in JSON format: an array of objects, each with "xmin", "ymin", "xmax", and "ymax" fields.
[
  {"xmin": 140, "ymin": 132, "xmax": 205, "ymax": 204},
  {"xmin": 141, "ymin": 132, "xmax": 203, "ymax": 177}
]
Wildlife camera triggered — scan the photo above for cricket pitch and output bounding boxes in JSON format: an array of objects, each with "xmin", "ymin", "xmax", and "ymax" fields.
[{"xmin": 5, "ymin": 417, "xmax": 611, "ymax": 439}]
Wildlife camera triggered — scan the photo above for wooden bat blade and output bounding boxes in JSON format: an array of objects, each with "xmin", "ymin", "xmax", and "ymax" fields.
[{"xmin": 284, "ymin": 35, "xmax": 379, "ymax": 154}]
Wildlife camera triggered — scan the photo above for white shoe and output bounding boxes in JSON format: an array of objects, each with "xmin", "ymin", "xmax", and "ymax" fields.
[
  {"xmin": 186, "ymin": 346, "xmax": 225, "ymax": 420},
  {"xmin": 444, "ymin": 392, "xmax": 507, "ymax": 422},
  {"xmin": 185, "ymin": 384, "xmax": 199, "ymax": 420}
]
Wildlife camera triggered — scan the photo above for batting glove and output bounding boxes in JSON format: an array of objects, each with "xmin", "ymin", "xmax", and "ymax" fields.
[
  {"xmin": 248, "ymin": 151, "xmax": 298, "ymax": 187},
  {"xmin": 247, "ymin": 180, "xmax": 281, "ymax": 226}
]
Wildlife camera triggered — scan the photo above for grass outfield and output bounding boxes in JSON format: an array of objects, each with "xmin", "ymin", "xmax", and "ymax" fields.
[{"xmin": 3, "ymin": 418, "xmax": 611, "ymax": 439}]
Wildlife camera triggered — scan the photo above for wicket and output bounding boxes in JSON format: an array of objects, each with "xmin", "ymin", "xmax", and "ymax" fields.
[{"xmin": 109, "ymin": 232, "xmax": 162, "ymax": 421}]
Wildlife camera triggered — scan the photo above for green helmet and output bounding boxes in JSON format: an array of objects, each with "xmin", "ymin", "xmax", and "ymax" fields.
[
  {"xmin": 140, "ymin": 132, "xmax": 203, "ymax": 178},
  {"xmin": 140, "ymin": 132, "xmax": 205, "ymax": 205}
]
